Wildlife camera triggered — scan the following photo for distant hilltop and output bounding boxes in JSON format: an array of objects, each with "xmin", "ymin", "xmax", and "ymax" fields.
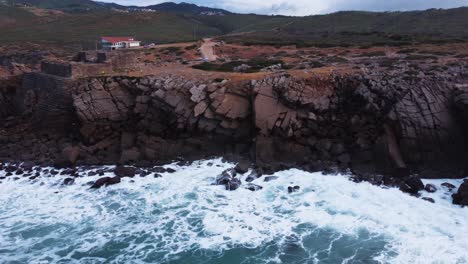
[{"xmin": 0, "ymin": 0, "xmax": 232, "ymax": 15}]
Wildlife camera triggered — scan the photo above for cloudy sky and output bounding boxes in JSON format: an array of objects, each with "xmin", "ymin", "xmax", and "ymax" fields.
[{"xmin": 97, "ymin": 0, "xmax": 468, "ymax": 16}]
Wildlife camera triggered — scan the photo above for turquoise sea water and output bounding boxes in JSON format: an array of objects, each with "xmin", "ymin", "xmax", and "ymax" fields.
[{"xmin": 0, "ymin": 159, "xmax": 467, "ymax": 264}]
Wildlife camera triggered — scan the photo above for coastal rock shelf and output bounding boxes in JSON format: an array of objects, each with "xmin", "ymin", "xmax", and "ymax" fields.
[{"xmin": 2, "ymin": 64, "xmax": 468, "ymax": 180}]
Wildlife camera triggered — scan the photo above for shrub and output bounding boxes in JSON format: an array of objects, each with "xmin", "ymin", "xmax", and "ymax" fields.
[
  {"xmin": 192, "ymin": 58, "xmax": 287, "ymax": 73},
  {"xmin": 359, "ymin": 51, "xmax": 386, "ymax": 57}
]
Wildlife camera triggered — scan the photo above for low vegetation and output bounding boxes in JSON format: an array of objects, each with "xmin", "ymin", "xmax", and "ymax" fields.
[{"xmin": 192, "ymin": 58, "xmax": 286, "ymax": 73}]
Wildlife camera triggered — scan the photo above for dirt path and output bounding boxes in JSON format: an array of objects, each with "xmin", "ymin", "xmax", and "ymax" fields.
[{"xmin": 200, "ymin": 38, "xmax": 218, "ymax": 61}]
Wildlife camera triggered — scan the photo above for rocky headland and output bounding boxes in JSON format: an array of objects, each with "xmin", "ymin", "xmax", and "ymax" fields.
[{"xmin": 1, "ymin": 44, "xmax": 467, "ymax": 205}]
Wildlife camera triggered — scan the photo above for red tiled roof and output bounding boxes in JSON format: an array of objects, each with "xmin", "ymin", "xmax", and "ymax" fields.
[{"xmin": 101, "ymin": 37, "xmax": 136, "ymax": 44}]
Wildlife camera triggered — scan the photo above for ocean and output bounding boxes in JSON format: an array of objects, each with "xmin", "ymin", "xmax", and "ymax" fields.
[{"xmin": 0, "ymin": 159, "xmax": 467, "ymax": 264}]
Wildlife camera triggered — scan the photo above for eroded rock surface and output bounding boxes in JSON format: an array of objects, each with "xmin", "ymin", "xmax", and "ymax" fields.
[{"xmin": 1, "ymin": 61, "xmax": 467, "ymax": 183}]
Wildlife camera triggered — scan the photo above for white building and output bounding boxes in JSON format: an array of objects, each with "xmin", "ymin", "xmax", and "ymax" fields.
[{"xmin": 101, "ymin": 37, "xmax": 141, "ymax": 50}]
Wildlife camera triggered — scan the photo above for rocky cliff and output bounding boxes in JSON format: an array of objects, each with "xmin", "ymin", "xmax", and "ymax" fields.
[{"xmin": 1, "ymin": 65, "xmax": 468, "ymax": 180}]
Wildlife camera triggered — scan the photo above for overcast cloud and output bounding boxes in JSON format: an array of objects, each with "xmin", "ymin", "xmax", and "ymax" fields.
[{"xmin": 98, "ymin": 0, "xmax": 468, "ymax": 16}]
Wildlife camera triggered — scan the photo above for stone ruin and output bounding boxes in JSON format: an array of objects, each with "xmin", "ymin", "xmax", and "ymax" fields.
[{"xmin": 41, "ymin": 50, "xmax": 139, "ymax": 78}]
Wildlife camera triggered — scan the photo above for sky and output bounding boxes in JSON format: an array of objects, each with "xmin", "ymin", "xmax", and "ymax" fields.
[{"xmin": 97, "ymin": 0, "xmax": 468, "ymax": 16}]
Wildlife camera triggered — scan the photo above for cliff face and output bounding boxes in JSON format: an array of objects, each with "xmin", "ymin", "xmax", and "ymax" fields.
[
  {"xmin": 1, "ymin": 67, "xmax": 467, "ymax": 179},
  {"xmin": 70, "ymin": 75, "xmax": 253, "ymax": 164},
  {"xmin": 0, "ymin": 76, "xmax": 21, "ymax": 121},
  {"xmin": 254, "ymin": 73, "xmax": 467, "ymax": 178}
]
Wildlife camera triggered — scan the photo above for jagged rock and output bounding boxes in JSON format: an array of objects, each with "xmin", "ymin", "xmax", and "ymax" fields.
[
  {"xmin": 63, "ymin": 178, "xmax": 75, "ymax": 185},
  {"xmin": 114, "ymin": 166, "xmax": 136, "ymax": 177},
  {"xmin": 442, "ymin": 182, "xmax": 457, "ymax": 191},
  {"xmin": 91, "ymin": 176, "xmax": 121, "ymax": 189},
  {"xmin": 166, "ymin": 168, "xmax": 176, "ymax": 173},
  {"xmin": 245, "ymin": 170, "xmax": 260, "ymax": 182},
  {"xmin": 152, "ymin": 167, "xmax": 167, "ymax": 173},
  {"xmin": 215, "ymin": 168, "xmax": 236, "ymax": 185},
  {"xmin": 245, "ymin": 183, "xmax": 263, "ymax": 191},
  {"xmin": 226, "ymin": 177, "xmax": 241, "ymax": 191},
  {"xmin": 194, "ymin": 101, "xmax": 208, "ymax": 117},
  {"xmin": 399, "ymin": 176, "xmax": 424, "ymax": 194},
  {"xmin": 190, "ymin": 85, "xmax": 206, "ymax": 103},
  {"xmin": 424, "ymin": 184, "xmax": 437, "ymax": 193},
  {"xmin": 264, "ymin": 176, "xmax": 279, "ymax": 182},
  {"xmin": 422, "ymin": 197, "xmax": 435, "ymax": 203},
  {"xmin": 452, "ymin": 180, "xmax": 468, "ymax": 206},
  {"xmin": 215, "ymin": 94, "xmax": 250, "ymax": 119}
]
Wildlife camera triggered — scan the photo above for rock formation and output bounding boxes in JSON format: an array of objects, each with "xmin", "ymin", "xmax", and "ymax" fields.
[{"xmin": 1, "ymin": 60, "xmax": 467, "ymax": 185}]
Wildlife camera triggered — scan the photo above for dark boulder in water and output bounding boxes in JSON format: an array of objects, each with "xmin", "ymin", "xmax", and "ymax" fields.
[
  {"xmin": 424, "ymin": 184, "xmax": 437, "ymax": 193},
  {"xmin": 107, "ymin": 176, "xmax": 122, "ymax": 185},
  {"xmin": 245, "ymin": 183, "xmax": 263, "ymax": 191},
  {"xmin": 91, "ymin": 176, "xmax": 121, "ymax": 189},
  {"xmin": 214, "ymin": 169, "xmax": 241, "ymax": 191},
  {"xmin": 91, "ymin": 177, "xmax": 110, "ymax": 189},
  {"xmin": 215, "ymin": 169, "xmax": 237, "ymax": 185},
  {"xmin": 152, "ymin": 167, "xmax": 167, "ymax": 173},
  {"xmin": 63, "ymin": 178, "xmax": 75, "ymax": 185},
  {"xmin": 442, "ymin": 182, "xmax": 456, "ymax": 191},
  {"xmin": 422, "ymin": 197, "xmax": 435, "ymax": 203},
  {"xmin": 288, "ymin": 186, "xmax": 300, "ymax": 193},
  {"xmin": 226, "ymin": 178, "xmax": 241, "ymax": 191},
  {"xmin": 264, "ymin": 176, "xmax": 279, "ymax": 182},
  {"xmin": 399, "ymin": 176, "xmax": 424, "ymax": 194},
  {"xmin": 166, "ymin": 168, "xmax": 176, "ymax": 173},
  {"xmin": 114, "ymin": 166, "xmax": 137, "ymax": 177},
  {"xmin": 452, "ymin": 180, "xmax": 468, "ymax": 206}
]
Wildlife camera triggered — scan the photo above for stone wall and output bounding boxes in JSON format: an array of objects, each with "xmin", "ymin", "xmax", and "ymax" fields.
[{"xmin": 41, "ymin": 51, "xmax": 139, "ymax": 78}]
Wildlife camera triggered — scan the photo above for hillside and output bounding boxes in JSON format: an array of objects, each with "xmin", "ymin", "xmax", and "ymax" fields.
[
  {"xmin": 0, "ymin": 4, "xmax": 467, "ymax": 48},
  {"xmin": 9, "ymin": 0, "xmax": 106, "ymax": 12},
  {"xmin": 0, "ymin": 6, "xmax": 222, "ymax": 46},
  {"xmin": 221, "ymin": 8, "xmax": 468, "ymax": 47},
  {"xmin": 2, "ymin": 0, "xmax": 232, "ymax": 15},
  {"xmin": 145, "ymin": 2, "xmax": 231, "ymax": 15}
]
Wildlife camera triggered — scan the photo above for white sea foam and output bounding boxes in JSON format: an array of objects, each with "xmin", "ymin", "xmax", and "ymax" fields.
[{"xmin": 0, "ymin": 159, "xmax": 467, "ymax": 264}]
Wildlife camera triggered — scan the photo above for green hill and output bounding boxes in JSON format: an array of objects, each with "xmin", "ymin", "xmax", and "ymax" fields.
[
  {"xmin": 6, "ymin": 0, "xmax": 106, "ymax": 12},
  {"xmin": 0, "ymin": 4, "xmax": 467, "ymax": 48},
  {"xmin": 0, "ymin": 6, "xmax": 222, "ymax": 46},
  {"xmin": 221, "ymin": 8, "xmax": 468, "ymax": 47}
]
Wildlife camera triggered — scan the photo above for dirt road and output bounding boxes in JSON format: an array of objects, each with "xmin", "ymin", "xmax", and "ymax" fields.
[{"xmin": 200, "ymin": 38, "xmax": 218, "ymax": 61}]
